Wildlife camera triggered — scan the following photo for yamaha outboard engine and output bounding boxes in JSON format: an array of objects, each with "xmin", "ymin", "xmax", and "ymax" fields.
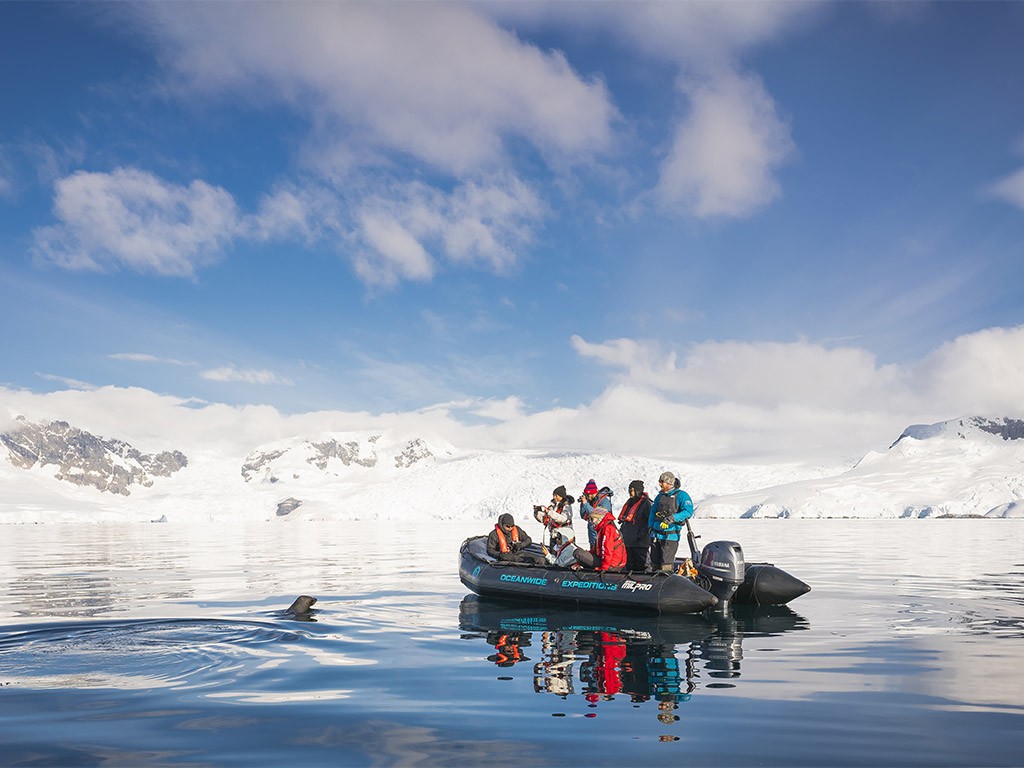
[{"xmin": 697, "ymin": 541, "xmax": 745, "ymax": 613}]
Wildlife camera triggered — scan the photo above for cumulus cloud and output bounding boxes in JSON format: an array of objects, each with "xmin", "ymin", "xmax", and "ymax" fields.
[
  {"xmin": 576, "ymin": 335, "xmax": 907, "ymax": 410},
  {"xmin": 490, "ymin": 2, "xmax": 812, "ymax": 219},
  {"xmin": 352, "ymin": 175, "xmax": 541, "ymax": 287},
  {"xmin": 912, "ymin": 326, "xmax": 1024, "ymax": 415},
  {"xmin": 131, "ymin": 2, "xmax": 614, "ymax": 177},
  {"xmin": 69, "ymin": 1, "xmax": 813, "ymax": 291},
  {"xmin": 657, "ymin": 70, "xmax": 795, "ymax": 217},
  {"xmin": 469, "ymin": 396, "xmax": 527, "ymax": 423},
  {"xmin": 492, "ymin": 2, "xmax": 818, "ymax": 69},
  {"xmin": 31, "ymin": 168, "xmax": 241, "ymax": 277},
  {"xmin": 6, "ymin": 325, "xmax": 1024, "ymax": 463},
  {"xmin": 30, "ymin": 164, "xmax": 541, "ymax": 288},
  {"xmin": 563, "ymin": 326, "xmax": 1024, "ymax": 460},
  {"xmin": 200, "ymin": 366, "xmax": 293, "ymax": 386},
  {"xmin": 249, "ymin": 184, "xmax": 343, "ymax": 244}
]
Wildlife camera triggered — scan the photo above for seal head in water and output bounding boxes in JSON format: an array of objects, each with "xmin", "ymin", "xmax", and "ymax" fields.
[{"xmin": 285, "ymin": 595, "xmax": 317, "ymax": 616}]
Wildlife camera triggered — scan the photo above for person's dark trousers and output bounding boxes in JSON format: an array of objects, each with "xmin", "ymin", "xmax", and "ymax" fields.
[
  {"xmin": 573, "ymin": 549, "xmax": 597, "ymax": 568},
  {"xmin": 625, "ymin": 546, "xmax": 650, "ymax": 572},
  {"xmin": 650, "ymin": 539, "xmax": 679, "ymax": 571},
  {"xmin": 519, "ymin": 552, "xmax": 547, "ymax": 566},
  {"xmin": 502, "ymin": 552, "xmax": 546, "ymax": 566}
]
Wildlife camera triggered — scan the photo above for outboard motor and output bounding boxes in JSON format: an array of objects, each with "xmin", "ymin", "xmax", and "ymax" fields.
[{"xmin": 697, "ymin": 541, "xmax": 745, "ymax": 613}]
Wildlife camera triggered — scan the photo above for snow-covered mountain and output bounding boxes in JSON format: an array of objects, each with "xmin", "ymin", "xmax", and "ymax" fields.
[
  {"xmin": 0, "ymin": 417, "xmax": 188, "ymax": 496},
  {"xmin": 1, "ymin": 415, "xmax": 1021, "ymax": 523},
  {"xmin": 700, "ymin": 417, "xmax": 1024, "ymax": 519}
]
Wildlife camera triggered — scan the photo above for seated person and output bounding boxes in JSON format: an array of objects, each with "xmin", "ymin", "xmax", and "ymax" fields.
[
  {"xmin": 572, "ymin": 508, "xmax": 627, "ymax": 572},
  {"xmin": 542, "ymin": 526, "xmax": 580, "ymax": 569},
  {"xmin": 487, "ymin": 513, "xmax": 546, "ymax": 565}
]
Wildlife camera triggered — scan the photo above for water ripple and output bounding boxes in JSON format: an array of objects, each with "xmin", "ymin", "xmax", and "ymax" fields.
[{"xmin": 0, "ymin": 617, "xmax": 331, "ymax": 691}]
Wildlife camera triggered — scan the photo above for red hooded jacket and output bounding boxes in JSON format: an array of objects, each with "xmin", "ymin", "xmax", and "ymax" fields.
[{"xmin": 591, "ymin": 512, "xmax": 627, "ymax": 571}]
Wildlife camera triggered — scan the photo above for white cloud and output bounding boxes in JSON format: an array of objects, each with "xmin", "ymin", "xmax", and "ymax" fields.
[
  {"xmin": 35, "ymin": 372, "xmax": 95, "ymax": 391},
  {"xmin": 0, "ymin": 149, "xmax": 12, "ymax": 198},
  {"xmin": 987, "ymin": 167, "xmax": 1024, "ymax": 210},
  {"xmin": 657, "ymin": 70, "xmax": 795, "ymax": 217},
  {"xmin": 563, "ymin": 326, "xmax": 1024, "ymax": 460},
  {"xmin": 912, "ymin": 326, "xmax": 1024, "ymax": 415},
  {"xmin": 470, "ymin": 396, "xmax": 527, "ymax": 423},
  {"xmin": 576, "ymin": 336, "xmax": 906, "ymax": 410},
  {"xmin": 355, "ymin": 211, "xmax": 436, "ymax": 287},
  {"xmin": 250, "ymin": 186, "xmax": 324, "ymax": 244},
  {"xmin": 109, "ymin": 353, "xmax": 193, "ymax": 366},
  {"xmin": 6, "ymin": 325, "xmax": 1024, "ymax": 464},
  {"xmin": 31, "ymin": 168, "xmax": 241, "ymax": 277},
  {"xmin": 492, "ymin": 2, "xmax": 819, "ymax": 69},
  {"xmin": 132, "ymin": 3, "xmax": 615, "ymax": 177},
  {"xmin": 444, "ymin": 177, "xmax": 542, "ymax": 271},
  {"xmin": 200, "ymin": 366, "xmax": 294, "ymax": 386},
  {"xmin": 30, "ymin": 165, "xmax": 541, "ymax": 288},
  {"xmin": 489, "ymin": 3, "xmax": 812, "ymax": 220},
  {"xmin": 353, "ymin": 175, "xmax": 541, "ymax": 288}
]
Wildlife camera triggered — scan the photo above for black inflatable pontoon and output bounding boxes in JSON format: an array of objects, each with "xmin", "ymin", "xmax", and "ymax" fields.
[
  {"xmin": 459, "ymin": 536, "xmax": 717, "ymax": 614},
  {"xmin": 459, "ymin": 527, "xmax": 810, "ymax": 614}
]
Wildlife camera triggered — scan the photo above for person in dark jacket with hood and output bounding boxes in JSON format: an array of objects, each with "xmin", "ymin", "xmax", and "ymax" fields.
[
  {"xmin": 487, "ymin": 513, "xmax": 545, "ymax": 565},
  {"xmin": 618, "ymin": 479, "xmax": 652, "ymax": 571}
]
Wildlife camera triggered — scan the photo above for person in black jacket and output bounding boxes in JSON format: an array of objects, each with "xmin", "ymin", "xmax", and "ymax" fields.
[
  {"xmin": 486, "ymin": 513, "xmax": 545, "ymax": 565},
  {"xmin": 618, "ymin": 480, "xmax": 652, "ymax": 572}
]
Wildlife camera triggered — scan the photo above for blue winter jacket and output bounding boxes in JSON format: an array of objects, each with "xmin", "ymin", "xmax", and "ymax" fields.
[
  {"xmin": 580, "ymin": 494, "xmax": 613, "ymax": 547},
  {"xmin": 647, "ymin": 488, "xmax": 694, "ymax": 542}
]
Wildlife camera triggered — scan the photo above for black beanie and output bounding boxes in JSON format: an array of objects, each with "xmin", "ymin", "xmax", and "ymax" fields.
[
  {"xmin": 498, "ymin": 513, "xmax": 514, "ymax": 528},
  {"xmin": 553, "ymin": 485, "xmax": 567, "ymax": 499},
  {"xmin": 629, "ymin": 480, "xmax": 644, "ymax": 495}
]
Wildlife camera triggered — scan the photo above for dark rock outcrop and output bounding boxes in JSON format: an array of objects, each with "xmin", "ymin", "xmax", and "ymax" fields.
[
  {"xmin": 1, "ymin": 417, "xmax": 188, "ymax": 496},
  {"xmin": 276, "ymin": 497, "xmax": 303, "ymax": 517}
]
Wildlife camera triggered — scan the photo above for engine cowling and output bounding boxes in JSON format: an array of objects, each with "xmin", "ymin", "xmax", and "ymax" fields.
[{"xmin": 697, "ymin": 540, "xmax": 745, "ymax": 612}]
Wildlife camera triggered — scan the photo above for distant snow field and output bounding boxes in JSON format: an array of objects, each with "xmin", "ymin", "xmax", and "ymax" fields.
[{"xmin": 1, "ymin": 415, "xmax": 1021, "ymax": 523}]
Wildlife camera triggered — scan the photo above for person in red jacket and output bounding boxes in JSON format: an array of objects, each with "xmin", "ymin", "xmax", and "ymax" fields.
[{"xmin": 572, "ymin": 508, "xmax": 627, "ymax": 572}]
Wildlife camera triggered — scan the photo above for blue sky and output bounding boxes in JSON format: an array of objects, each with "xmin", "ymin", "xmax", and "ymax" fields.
[{"xmin": 2, "ymin": 1, "xmax": 1023, "ymax": 462}]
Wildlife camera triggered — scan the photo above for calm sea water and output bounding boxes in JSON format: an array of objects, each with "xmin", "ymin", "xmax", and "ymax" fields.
[{"xmin": 0, "ymin": 519, "xmax": 1021, "ymax": 767}]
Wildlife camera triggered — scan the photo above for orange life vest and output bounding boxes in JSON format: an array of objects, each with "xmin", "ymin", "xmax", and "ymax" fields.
[{"xmin": 494, "ymin": 524, "xmax": 520, "ymax": 554}]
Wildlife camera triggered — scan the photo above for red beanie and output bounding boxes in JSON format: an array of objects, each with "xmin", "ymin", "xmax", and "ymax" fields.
[{"xmin": 584, "ymin": 479, "xmax": 598, "ymax": 495}]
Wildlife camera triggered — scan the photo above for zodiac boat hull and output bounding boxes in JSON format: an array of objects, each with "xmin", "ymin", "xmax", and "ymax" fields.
[{"xmin": 459, "ymin": 536, "xmax": 718, "ymax": 615}]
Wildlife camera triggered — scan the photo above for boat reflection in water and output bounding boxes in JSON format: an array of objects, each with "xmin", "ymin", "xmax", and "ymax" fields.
[{"xmin": 459, "ymin": 595, "xmax": 809, "ymax": 728}]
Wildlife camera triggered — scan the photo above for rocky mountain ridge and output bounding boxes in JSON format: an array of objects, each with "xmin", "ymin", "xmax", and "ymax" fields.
[
  {"xmin": 1, "ymin": 414, "xmax": 1021, "ymax": 520},
  {"xmin": 0, "ymin": 417, "xmax": 188, "ymax": 496},
  {"xmin": 1, "ymin": 417, "xmax": 446, "ymax": 496},
  {"xmin": 891, "ymin": 416, "xmax": 1024, "ymax": 447},
  {"xmin": 240, "ymin": 434, "xmax": 439, "ymax": 484}
]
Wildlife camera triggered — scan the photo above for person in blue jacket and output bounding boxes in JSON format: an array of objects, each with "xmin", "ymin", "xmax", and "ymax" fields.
[
  {"xmin": 579, "ymin": 479, "xmax": 613, "ymax": 548},
  {"xmin": 647, "ymin": 471, "xmax": 694, "ymax": 571}
]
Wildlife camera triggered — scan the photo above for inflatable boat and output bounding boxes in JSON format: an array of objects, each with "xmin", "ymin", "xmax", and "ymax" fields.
[{"xmin": 459, "ymin": 526, "xmax": 809, "ymax": 614}]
